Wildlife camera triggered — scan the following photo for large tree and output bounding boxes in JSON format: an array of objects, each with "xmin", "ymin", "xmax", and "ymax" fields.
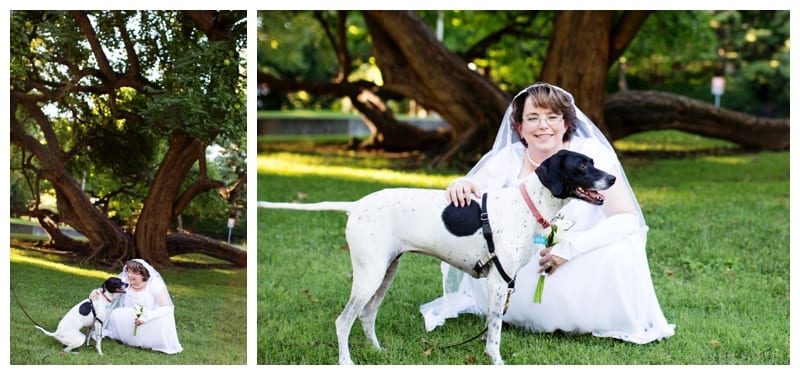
[
  {"xmin": 10, "ymin": 10, "xmax": 247, "ymax": 269},
  {"xmin": 259, "ymin": 10, "xmax": 789, "ymax": 166}
]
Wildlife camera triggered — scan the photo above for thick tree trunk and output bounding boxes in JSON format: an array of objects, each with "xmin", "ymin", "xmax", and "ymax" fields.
[
  {"xmin": 134, "ymin": 131, "xmax": 205, "ymax": 269},
  {"xmin": 362, "ymin": 10, "xmax": 509, "ymax": 167},
  {"xmin": 541, "ymin": 10, "xmax": 651, "ymax": 139},
  {"xmin": 604, "ymin": 90, "xmax": 790, "ymax": 150},
  {"xmin": 53, "ymin": 187, "xmax": 137, "ymax": 265},
  {"xmin": 540, "ymin": 11, "xmax": 615, "ymax": 135},
  {"xmin": 133, "ymin": 130, "xmax": 249, "ymax": 270}
]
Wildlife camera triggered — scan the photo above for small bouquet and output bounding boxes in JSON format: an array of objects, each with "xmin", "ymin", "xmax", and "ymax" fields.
[
  {"xmin": 133, "ymin": 304, "xmax": 144, "ymax": 336},
  {"xmin": 533, "ymin": 215, "xmax": 573, "ymax": 303}
]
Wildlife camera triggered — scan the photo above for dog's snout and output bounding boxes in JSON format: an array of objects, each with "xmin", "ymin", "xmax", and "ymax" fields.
[{"xmin": 593, "ymin": 173, "xmax": 616, "ymax": 191}]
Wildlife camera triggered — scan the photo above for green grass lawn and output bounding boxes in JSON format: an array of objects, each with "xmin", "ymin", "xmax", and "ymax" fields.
[
  {"xmin": 256, "ymin": 130, "xmax": 789, "ymax": 365},
  {"xmin": 8, "ymin": 244, "xmax": 247, "ymax": 365}
]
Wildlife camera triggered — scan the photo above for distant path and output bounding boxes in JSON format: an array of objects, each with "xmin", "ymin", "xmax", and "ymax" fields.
[{"xmin": 9, "ymin": 220, "xmax": 87, "ymax": 241}]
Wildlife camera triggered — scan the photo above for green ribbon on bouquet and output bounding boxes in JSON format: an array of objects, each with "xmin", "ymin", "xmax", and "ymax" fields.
[{"xmin": 533, "ymin": 224, "xmax": 558, "ymax": 304}]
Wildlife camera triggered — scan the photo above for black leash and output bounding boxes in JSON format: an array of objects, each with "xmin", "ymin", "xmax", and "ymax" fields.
[
  {"xmin": 434, "ymin": 327, "xmax": 488, "ymax": 350},
  {"xmin": 10, "ymin": 282, "xmax": 46, "ymax": 328},
  {"xmin": 12, "ymin": 282, "xmax": 105, "ymax": 329},
  {"xmin": 432, "ymin": 193, "xmax": 515, "ymax": 352}
]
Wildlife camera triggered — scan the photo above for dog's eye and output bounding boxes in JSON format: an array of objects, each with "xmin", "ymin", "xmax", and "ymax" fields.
[{"xmin": 578, "ymin": 163, "xmax": 587, "ymax": 170}]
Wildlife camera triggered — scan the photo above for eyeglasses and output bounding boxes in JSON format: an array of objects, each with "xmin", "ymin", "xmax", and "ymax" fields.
[{"xmin": 523, "ymin": 115, "xmax": 564, "ymax": 126}]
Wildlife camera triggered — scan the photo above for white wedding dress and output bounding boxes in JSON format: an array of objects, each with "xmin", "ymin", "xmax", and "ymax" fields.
[{"xmin": 103, "ymin": 259, "xmax": 183, "ymax": 354}]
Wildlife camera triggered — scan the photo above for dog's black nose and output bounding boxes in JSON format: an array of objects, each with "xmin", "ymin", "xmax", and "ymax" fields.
[{"xmin": 607, "ymin": 175, "xmax": 616, "ymax": 186}]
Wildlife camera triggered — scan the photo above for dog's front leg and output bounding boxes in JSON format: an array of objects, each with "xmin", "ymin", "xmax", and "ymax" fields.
[
  {"xmin": 84, "ymin": 329, "xmax": 93, "ymax": 347},
  {"xmin": 484, "ymin": 272, "xmax": 508, "ymax": 365},
  {"xmin": 91, "ymin": 322, "xmax": 104, "ymax": 355}
]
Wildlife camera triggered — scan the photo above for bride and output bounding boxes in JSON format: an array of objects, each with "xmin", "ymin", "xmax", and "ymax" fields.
[
  {"xmin": 420, "ymin": 82, "xmax": 675, "ymax": 344},
  {"xmin": 100, "ymin": 259, "xmax": 183, "ymax": 354}
]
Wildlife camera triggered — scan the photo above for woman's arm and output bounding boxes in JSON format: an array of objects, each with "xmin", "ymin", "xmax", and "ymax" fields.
[
  {"xmin": 548, "ymin": 212, "xmax": 640, "ymax": 261},
  {"xmin": 138, "ymin": 288, "xmax": 174, "ymax": 323}
]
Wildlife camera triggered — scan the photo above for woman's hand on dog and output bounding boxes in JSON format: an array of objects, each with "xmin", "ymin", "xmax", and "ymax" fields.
[{"xmin": 447, "ymin": 177, "xmax": 481, "ymax": 207}]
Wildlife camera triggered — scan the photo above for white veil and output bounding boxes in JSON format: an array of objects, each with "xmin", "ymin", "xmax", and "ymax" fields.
[
  {"xmin": 430, "ymin": 83, "xmax": 649, "ymax": 324},
  {"xmin": 118, "ymin": 258, "xmax": 174, "ymax": 306}
]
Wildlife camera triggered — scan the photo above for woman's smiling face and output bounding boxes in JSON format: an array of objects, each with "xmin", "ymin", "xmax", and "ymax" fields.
[
  {"xmin": 128, "ymin": 269, "xmax": 146, "ymax": 289},
  {"xmin": 516, "ymin": 98, "xmax": 568, "ymax": 152}
]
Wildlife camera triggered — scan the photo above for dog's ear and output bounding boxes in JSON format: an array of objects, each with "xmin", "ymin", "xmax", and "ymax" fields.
[
  {"xmin": 102, "ymin": 277, "xmax": 116, "ymax": 292},
  {"xmin": 536, "ymin": 150, "xmax": 569, "ymax": 198}
]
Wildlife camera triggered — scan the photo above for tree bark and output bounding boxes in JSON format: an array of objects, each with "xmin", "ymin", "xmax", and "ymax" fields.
[
  {"xmin": 260, "ymin": 73, "xmax": 449, "ymax": 152},
  {"xmin": 166, "ymin": 232, "xmax": 246, "ymax": 266},
  {"xmin": 346, "ymin": 89, "xmax": 449, "ymax": 152},
  {"xmin": 604, "ymin": 90, "xmax": 790, "ymax": 150},
  {"xmin": 540, "ymin": 11, "xmax": 615, "ymax": 136},
  {"xmin": 35, "ymin": 210, "xmax": 90, "ymax": 253},
  {"xmin": 536, "ymin": 11, "xmax": 653, "ymax": 139},
  {"xmin": 362, "ymin": 10, "xmax": 510, "ymax": 167},
  {"xmin": 134, "ymin": 132, "xmax": 205, "ymax": 268}
]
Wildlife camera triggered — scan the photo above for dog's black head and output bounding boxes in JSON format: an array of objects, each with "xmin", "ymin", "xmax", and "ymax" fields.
[
  {"xmin": 535, "ymin": 149, "xmax": 616, "ymax": 205},
  {"xmin": 102, "ymin": 277, "xmax": 129, "ymax": 294}
]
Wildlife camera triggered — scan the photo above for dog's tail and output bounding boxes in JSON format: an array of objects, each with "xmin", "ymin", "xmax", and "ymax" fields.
[
  {"xmin": 34, "ymin": 325, "xmax": 57, "ymax": 337},
  {"xmin": 257, "ymin": 201, "xmax": 355, "ymax": 212}
]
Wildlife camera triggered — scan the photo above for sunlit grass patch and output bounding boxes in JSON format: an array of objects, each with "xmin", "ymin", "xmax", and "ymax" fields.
[
  {"xmin": 258, "ymin": 152, "xmax": 456, "ymax": 189},
  {"xmin": 614, "ymin": 130, "xmax": 737, "ymax": 152},
  {"xmin": 11, "ymin": 249, "xmax": 114, "ymax": 279}
]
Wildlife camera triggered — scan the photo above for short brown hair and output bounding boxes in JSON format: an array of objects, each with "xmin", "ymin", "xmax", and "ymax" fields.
[{"xmin": 510, "ymin": 83, "xmax": 578, "ymax": 143}]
